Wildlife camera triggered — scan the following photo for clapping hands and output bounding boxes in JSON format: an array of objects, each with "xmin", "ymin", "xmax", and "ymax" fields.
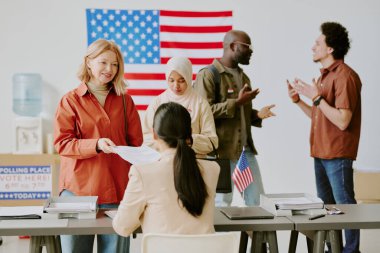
[
  {"xmin": 287, "ymin": 78, "xmax": 320, "ymax": 101},
  {"xmin": 236, "ymin": 84, "xmax": 260, "ymax": 106}
]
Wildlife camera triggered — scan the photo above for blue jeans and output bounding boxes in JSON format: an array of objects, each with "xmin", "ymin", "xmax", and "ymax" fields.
[
  {"xmin": 314, "ymin": 158, "xmax": 360, "ymax": 253},
  {"xmin": 215, "ymin": 148, "xmax": 265, "ymax": 206},
  {"xmin": 60, "ymin": 190, "xmax": 130, "ymax": 253}
]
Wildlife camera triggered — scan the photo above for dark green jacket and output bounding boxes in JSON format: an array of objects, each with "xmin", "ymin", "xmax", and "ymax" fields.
[{"xmin": 194, "ymin": 59, "xmax": 262, "ymax": 160}]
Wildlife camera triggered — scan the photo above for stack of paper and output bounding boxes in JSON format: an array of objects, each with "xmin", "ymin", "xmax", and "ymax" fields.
[
  {"xmin": 0, "ymin": 206, "xmax": 43, "ymax": 220},
  {"xmin": 44, "ymin": 202, "xmax": 96, "ymax": 213},
  {"xmin": 260, "ymin": 193, "xmax": 326, "ymax": 216},
  {"xmin": 43, "ymin": 196, "xmax": 98, "ymax": 219},
  {"xmin": 273, "ymin": 196, "xmax": 324, "ymax": 210}
]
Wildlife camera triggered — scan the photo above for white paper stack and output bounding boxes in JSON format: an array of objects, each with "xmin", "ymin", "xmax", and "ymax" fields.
[
  {"xmin": 260, "ymin": 193, "xmax": 326, "ymax": 216},
  {"xmin": 43, "ymin": 196, "xmax": 98, "ymax": 219},
  {"xmin": 273, "ymin": 196, "xmax": 324, "ymax": 210},
  {"xmin": 0, "ymin": 206, "xmax": 43, "ymax": 220}
]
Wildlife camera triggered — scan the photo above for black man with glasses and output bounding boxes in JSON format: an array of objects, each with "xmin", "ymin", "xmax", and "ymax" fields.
[{"xmin": 194, "ymin": 30, "xmax": 275, "ymax": 207}]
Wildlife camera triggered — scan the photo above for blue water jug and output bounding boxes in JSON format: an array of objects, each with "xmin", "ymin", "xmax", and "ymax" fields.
[{"xmin": 12, "ymin": 73, "xmax": 42, "ymax": 117}]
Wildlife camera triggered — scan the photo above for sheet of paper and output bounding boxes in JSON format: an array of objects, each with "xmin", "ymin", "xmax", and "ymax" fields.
[
  {"xmin": 272, "ymin": 196, "xmax": 324, "ymax": 210},
  {"xmin": 113, "ymin": 145, "xmax": 161, "ymax": 165},
  {"xmin": 105, "ymin": 210, "xmax": 117, "ymax": 219},
  {"xmin": 0, "ymin": 206, "xmax": 44, "ymax": 216},
  {"xmin": 272, "ymin": 197, "xmax": 315, "ymax": 204},
  {"xmin": 0, "ymin": 219, "xmax": 68, "ymax": 228},
  {"xmin": 45, "ymin": 202, "xmax": 96, "ymax": 213}
]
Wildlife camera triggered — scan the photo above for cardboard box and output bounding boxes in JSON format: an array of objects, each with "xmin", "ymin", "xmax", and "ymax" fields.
[
  {"xmin": 354, "ymin": 170, "xmax": 380, "ymax": 203},
  {"xmin": 0, "ymin": 154, "xmax": 60, "ymax": 206}
]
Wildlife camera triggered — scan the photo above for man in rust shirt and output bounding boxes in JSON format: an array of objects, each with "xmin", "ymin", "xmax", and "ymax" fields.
[{"xmin": 287, "ymin": 22, "xmax": 362, "ymax": 253}]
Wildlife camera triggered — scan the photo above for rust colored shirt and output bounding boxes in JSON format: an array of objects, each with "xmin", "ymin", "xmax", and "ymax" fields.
[
  {"xmin": 54, "ymin": 82, "xmax": 143, "ymax": 204},
  {"xmin": 310, "ymin": 60, "xmax": 362, "ymax": 160}
]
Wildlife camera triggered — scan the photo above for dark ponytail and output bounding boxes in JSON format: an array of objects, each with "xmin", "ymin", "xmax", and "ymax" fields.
[{"xmin": 153, "ymin": 102, "xmax": 208, "ymax": 217}]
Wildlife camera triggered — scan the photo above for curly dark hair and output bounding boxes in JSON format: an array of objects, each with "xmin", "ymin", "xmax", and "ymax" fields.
[{"xmin": 320, "ymin": 22, "xmax": 350, "ymax": 59}]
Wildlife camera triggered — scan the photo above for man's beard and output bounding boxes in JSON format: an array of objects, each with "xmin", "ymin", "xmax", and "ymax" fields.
[{"xmin": 235, "ymin": 53, "xmax": 250, "ymax": 65}]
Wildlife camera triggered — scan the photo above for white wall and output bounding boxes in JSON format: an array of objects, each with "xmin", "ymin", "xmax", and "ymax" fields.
[{"xmin": 1, "ymin": 0, "xmax": 379, "ymax": 197}]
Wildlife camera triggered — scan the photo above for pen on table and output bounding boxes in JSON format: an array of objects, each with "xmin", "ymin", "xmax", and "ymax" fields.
[{"xmin": 309, "ymin": 214, "xmax": 325, "ymax": 220}]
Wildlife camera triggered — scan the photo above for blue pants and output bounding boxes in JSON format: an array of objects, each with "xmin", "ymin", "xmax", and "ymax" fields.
[
  {"xmin": 314, "ymin": 158, "xmax": 360, "ymax": 253},
  {"xmin": 60, "ymin": 190, "xmax": 130, "ymax": 253},
  {"xmin": 215, "ymin": 148, "xmax": 265, "ymax": 206}
]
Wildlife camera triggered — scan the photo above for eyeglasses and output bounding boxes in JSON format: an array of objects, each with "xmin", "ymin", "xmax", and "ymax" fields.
[{"xmin": 233, "ymin": 41, "xmax": 253, "ymax": 50}]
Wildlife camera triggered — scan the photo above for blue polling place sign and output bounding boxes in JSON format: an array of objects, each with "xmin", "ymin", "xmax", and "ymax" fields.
[{"xmin": 0, "ymin": 165, "xmax": 52, "ymax": 200}]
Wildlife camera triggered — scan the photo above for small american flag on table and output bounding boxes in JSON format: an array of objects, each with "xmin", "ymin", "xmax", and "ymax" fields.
[
  {"xmin": 86, "ymin": 9, "xmax": 233, "ymax": 110},
  {"xmin": 232, "ymin": 148, "xmax": 254, "ymax": 193}
]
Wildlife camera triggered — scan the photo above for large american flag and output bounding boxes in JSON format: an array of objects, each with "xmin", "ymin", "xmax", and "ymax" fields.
[
  {"xmin": 86, "ymin": 9, "xmax": 233, "ymax": 110},
  {"xmin": 232, "ymin": 148, "xmax": 254, "ymax": 193}
]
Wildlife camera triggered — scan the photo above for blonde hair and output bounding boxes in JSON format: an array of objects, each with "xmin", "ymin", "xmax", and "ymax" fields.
[{"xmin": 77, "ymin": 39, "xmax": 126, "ymax": 96}]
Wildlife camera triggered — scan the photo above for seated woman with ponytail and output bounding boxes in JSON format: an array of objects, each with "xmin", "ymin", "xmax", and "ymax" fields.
[{"xmin": 113, "ymin": 102, "xmax": 220, "ymax": 235}]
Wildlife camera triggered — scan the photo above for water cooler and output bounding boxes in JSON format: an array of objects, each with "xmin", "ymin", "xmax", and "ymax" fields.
[{"xmin": 12, "ymin": 73, "xmax": 43, "ymax": 154}]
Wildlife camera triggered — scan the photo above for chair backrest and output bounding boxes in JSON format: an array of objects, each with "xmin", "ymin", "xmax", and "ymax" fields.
[{"xmin": 141, "ymin": 232, "xmax": 240, "ymax": 253}]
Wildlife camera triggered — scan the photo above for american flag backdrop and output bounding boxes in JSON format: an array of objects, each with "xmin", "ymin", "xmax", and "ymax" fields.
[
  {"xmin": 86, "ymin": 9, "xmax": 233, "ymax": 110},
  {"xmin": 232, "ymin": 148, "xmax": 254, "ymax": 193}
]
